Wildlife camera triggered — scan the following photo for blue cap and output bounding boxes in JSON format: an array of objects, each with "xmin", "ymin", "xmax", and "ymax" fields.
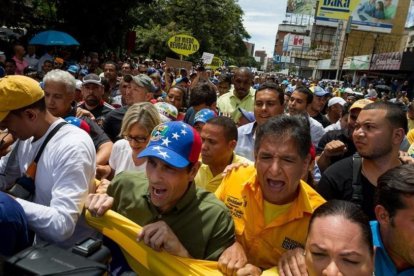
[
  {"xmin": 238, "ymin": 108, "xmax": 255, "ymax": 123},
  {"xmin": 138, "ymin": 121, "xmax": 201, "ymax": 168},
  {"xmin": 194, "ymin": 108, "xmax": 217, "ymax": 125},
  {"xmin": 67, "ymin": 65, "xmax": 79, "ymax": 74}
]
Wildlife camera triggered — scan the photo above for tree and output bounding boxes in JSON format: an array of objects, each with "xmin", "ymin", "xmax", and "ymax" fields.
[{"xmin": 133, "ymin": 0, "xmax": 251, "ymax": 64}]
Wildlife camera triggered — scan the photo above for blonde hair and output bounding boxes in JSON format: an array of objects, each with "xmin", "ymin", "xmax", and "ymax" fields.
[{"xmin": 120, "ymin": 102, "xmax": 161, "ymax": 137}]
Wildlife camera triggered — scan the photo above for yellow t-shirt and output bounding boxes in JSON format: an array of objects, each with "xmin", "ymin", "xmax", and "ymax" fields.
[{"xmin": 263, "ymin": 200, "xmax": 293, "ymax": 225}]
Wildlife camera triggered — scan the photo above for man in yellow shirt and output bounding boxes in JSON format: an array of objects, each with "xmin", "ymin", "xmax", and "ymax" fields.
[
  {"xmin": 215, "ymin": 115, "xmax": 326, "ymax": 275},
  {"xmin": 195, "ymin": 116, "xmax": 251, "ymax": 192}
]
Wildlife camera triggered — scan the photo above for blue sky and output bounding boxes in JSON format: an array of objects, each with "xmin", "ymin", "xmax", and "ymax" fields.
[{"xmin": 238, "ymin": 0, "xmax": 288, "ymax": 57}]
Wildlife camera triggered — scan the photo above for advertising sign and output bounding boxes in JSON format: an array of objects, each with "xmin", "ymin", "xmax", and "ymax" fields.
[
  {"xmin": 406, "ymin": 0, "xmax": 414, "ymax": 28},
  {"xmin": 167, "ymin": 34, "xmax": 200, "ymax": 56},
  {"xmin": 316, "ymin": 0, "xmax": 400, "ymax": 33},
  {"xmin": 286, "ymin": 0, "xmax": 316, "ymax": 14},
  {"xmin": 282, "ymin": 33, "xmax": 311, "ymax": 52},
  {"xmin": 370, "ymin": 52, "xmax": 402, "ymax": 70},
  {"xmin": 342, "ymin": 55, "xmax": 370, "ymax": 70}
]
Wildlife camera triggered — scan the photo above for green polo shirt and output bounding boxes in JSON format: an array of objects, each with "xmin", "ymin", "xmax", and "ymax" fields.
[
  {"xmin": 217, "ymin": 86, "xmax": 255, "ymax": 123},
  {"xmin": 107, "ymin": 171, "xmax": 235, "ymax": 260}
]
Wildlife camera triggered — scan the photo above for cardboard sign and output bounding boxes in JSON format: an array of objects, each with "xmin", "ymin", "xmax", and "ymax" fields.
[
  {"xmin": 209, "ymin": 57, "xmax": 223, "ymax": 70},
  {"xmin": 201, "ymin": 52, "xmax": 214, "ymax": 64},
  {"xmin": 165, "ymin": 57, "xmax": 192, "ymax": 72}
]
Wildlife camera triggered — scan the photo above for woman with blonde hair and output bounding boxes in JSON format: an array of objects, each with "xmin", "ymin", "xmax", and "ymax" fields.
[{"xmin": 96, "ymin": 102, "xmax": 161, "ymax": 182}]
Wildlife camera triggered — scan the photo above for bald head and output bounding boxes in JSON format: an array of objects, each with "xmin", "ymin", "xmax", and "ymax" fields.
[{"xmin": 232, "ymin": 67, "xmax": 253, "ymax": 99}]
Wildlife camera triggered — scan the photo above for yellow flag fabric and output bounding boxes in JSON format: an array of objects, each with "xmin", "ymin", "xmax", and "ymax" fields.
[
  {"xmin": 85, "ymin": 210, "xmax": 279, "ymax": 275},
  {"xmin": 85, "ymin": 210, "xmax": 221, "ymax": 275}
]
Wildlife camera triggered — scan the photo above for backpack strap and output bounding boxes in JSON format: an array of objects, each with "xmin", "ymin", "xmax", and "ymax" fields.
[
  {"xmin": 351, "ymin": 153, "xmax": 363, "ymax": 206},
  {"xmin": 33, "ymin": 121, "xmax": 67, "ymax": 163}
]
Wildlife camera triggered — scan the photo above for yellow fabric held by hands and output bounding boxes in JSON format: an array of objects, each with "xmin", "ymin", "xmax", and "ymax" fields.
[{"xmin": 85, "ymin": 210, "xmax": 221, "ymax": 275}]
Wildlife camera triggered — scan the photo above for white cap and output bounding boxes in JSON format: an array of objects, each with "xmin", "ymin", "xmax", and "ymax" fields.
[
  {"xmin": 344, "ymin": 87, "xmax": 353, "ymax": 94},
  {"xmin": 328, "ymin": 97, "xmax": 346, "ymax": 107}
]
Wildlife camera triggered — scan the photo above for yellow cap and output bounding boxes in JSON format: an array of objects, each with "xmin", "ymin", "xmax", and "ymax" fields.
[
  {"xmin": 0, "ymin": 75, "xmax": 44, "ymax": 122},
  {"xmin": 349, "ymin": 99, "xmax": 373, "ymax": 111}
]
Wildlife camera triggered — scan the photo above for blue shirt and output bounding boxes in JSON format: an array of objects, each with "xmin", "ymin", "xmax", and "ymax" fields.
[
  {"xmin": 371, "ymin": 221, "xmax": 414, "ymax": 276},
  {"xmin": 235, "ymin": 122, "xmax": 256, "ymax": 161},
  {"xmin": 0, "ymin": 191, "xmax": 30, "ymax": 256}
]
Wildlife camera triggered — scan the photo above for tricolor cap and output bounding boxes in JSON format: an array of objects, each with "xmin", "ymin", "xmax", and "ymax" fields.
[
  {"xmin": 194, "ymin": 108, "xmax": 217, "ymax": 125},
  {"xmin": 154, "ymin": 102, "xmax": 178, "ymax": 122},
  {"xmin": 138, "ymin": 121, "xmax": 201, "ymax": 168},
  {"xmin": 65, "ymin": 116, "xmax": 91, "ymax": 133}
]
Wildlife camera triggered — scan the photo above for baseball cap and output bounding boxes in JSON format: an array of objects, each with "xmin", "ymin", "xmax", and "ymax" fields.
[
  {"xmin": 238, "ymin": 107, "xmax": 255, "ymax": 123},
  {"xmin": 328, "ymin": 97, "xmax": 346, "ymax": 108},
  {"xmin": 131, "ymin": 74, "xmax": 154, "ymax": 92},
  {"xmin": 154, "ymin": 102, "xmax": 178, "ymax": 122},
  {"xmin": 82, "ymin": 73, "xmax": 102, "ymax": 86},
  {"xmin": 67, "ymin": 65, "xmax": 79, "ymax": 74},
  {"xmin": 138, "ymin": 121, "xmax": 201, "ymax": 168},
  {"xmin": 350, "ymin": 99, "xmax": 373, "ymax": 111},
  {"xmin": 79, "ymin": 69, "xmax": 88, "ymax": 76},
  {"xmin": 344, "ymin": 87, "xmax": 354, "ymax": 94},
  {"xmin": 194, "ymin": 108, "xmax": 217, "ymax": 125},
  {"xmin": 310, "ymin": 86, "xmax": 329, "ymax": 97},
  {"xmin": 0, "ymin": 75, "xmax": 45, "ymax": 122}
]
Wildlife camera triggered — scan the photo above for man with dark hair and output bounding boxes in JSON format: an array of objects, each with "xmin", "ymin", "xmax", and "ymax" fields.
[
  {"xmin": 103, "ymin": 61, "xmax": 119, "ymax": 98},
  {"xmin": 217, "ymin": 67, "xmax": 255, "ymax": 123},
  {"xmin": 77, "ymin": 73, "xmax": 115, "ymax": 127},
  {"xmin": 183, "ymin": 82, "xmax": 217, "ymax": 126},
  {"xmin": 195, "ymin": 116, "xmax": 251, "ymax": 192},
  {"xmin": 235, "ymin": 82, "xmax": 284, "ymax": 161},
  {"xmin": 288, "ymin": 86, "xmax": 326, "ymax": 147},
  {"xmin": 104, "ymin": 74, "xmax": 154, "ymax": 142},
  {"xmin": 307, "ymin": 86, "xmax": 331, "ymax": 127},
  {"xmin": 4, "ymin": 59, "xmax": 16, "ymax": 76},
  {"xmin": 86, "ymin": 121, "xmax": 235, "ymax": 274},
  {"xmin": 0, "ymin": 75, "xmax": 96, "ymax": 248},
  {"xmin": 216, "ymin": 115, "xmax": 325, "ymax": 275},
  {"xmin": 373, "ymin": 164, "xmax": 414, "ymax": 275},
  {"xmin": 316, "ymin": 99, "xmax": 372, "ymax": 172},
  {"xmin": 317, "ymin": 102, "xmax": 407, "ymax": 220}
]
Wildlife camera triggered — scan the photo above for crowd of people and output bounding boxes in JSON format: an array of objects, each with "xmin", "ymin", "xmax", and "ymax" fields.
[{"xmin": 0, "ymin": 43, "xmax": 414, "ymax": 276}]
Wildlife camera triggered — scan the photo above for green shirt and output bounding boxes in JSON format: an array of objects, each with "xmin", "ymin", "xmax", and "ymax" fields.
[
  {"xmin": 384, "ymin": 4, "xmax": 396, "ymax": 19},
  {"xmin": 217, "ymin": 86, "xmax": 255, "ymax": 123},
  {"xmin": 107, "ymin": 171, "xmax": 235, "ymax": 260}
]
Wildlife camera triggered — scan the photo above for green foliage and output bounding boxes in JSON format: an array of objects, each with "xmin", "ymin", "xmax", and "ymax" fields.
[
  {"xmin": 2, "ymin": 0, "xmax": 252, "ymax": 62},
  {"xmin": 133, "ymin": 0, "xmax": 251, "ymax": 63}
]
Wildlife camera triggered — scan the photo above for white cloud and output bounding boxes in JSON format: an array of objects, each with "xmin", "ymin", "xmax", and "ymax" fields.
[{"xmin": 238, "ymin": 0, "xmax": 288, "ymax": 56}]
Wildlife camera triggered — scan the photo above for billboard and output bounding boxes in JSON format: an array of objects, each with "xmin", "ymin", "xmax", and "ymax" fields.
[
  {"xmin": 406, "ymin": 0, "xmax": 414, "ymax": 28},
  {"xmin": 316, "ymin": 0, "xmax": 400, "ymax": 33},
  {"xmin": 286, "ymin": 0, "xmax": 316, "ymax": 14},
  {"xmin": 282, "ymin": 33, "xmax": 311, "ymax": 52},
  {"xmin": 342, "ymin": 55, "xmax": 370, "ymax": 70},
  {"xmin": 370, "ymin": 52, "xmax": 402, "ymax": 70}
]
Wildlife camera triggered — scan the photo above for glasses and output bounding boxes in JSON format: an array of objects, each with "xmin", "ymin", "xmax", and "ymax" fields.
[{"xmin": 125, "ymin": 135, "xmax": 148, "ymax": 144}]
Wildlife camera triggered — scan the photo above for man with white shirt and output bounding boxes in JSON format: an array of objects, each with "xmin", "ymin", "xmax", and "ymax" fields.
[
  {"xmin": 0, "ymin": 75, "xmax": 96, "ymax": 248},
  {"xmin": 288, "ymin": 86, "xmax": 326, "ymax": 147}
]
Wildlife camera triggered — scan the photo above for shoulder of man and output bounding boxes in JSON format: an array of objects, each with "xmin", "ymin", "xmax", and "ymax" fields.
[{"xmin": 317, "ymin": 156, "xmax": 354, "ymax": 200}]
